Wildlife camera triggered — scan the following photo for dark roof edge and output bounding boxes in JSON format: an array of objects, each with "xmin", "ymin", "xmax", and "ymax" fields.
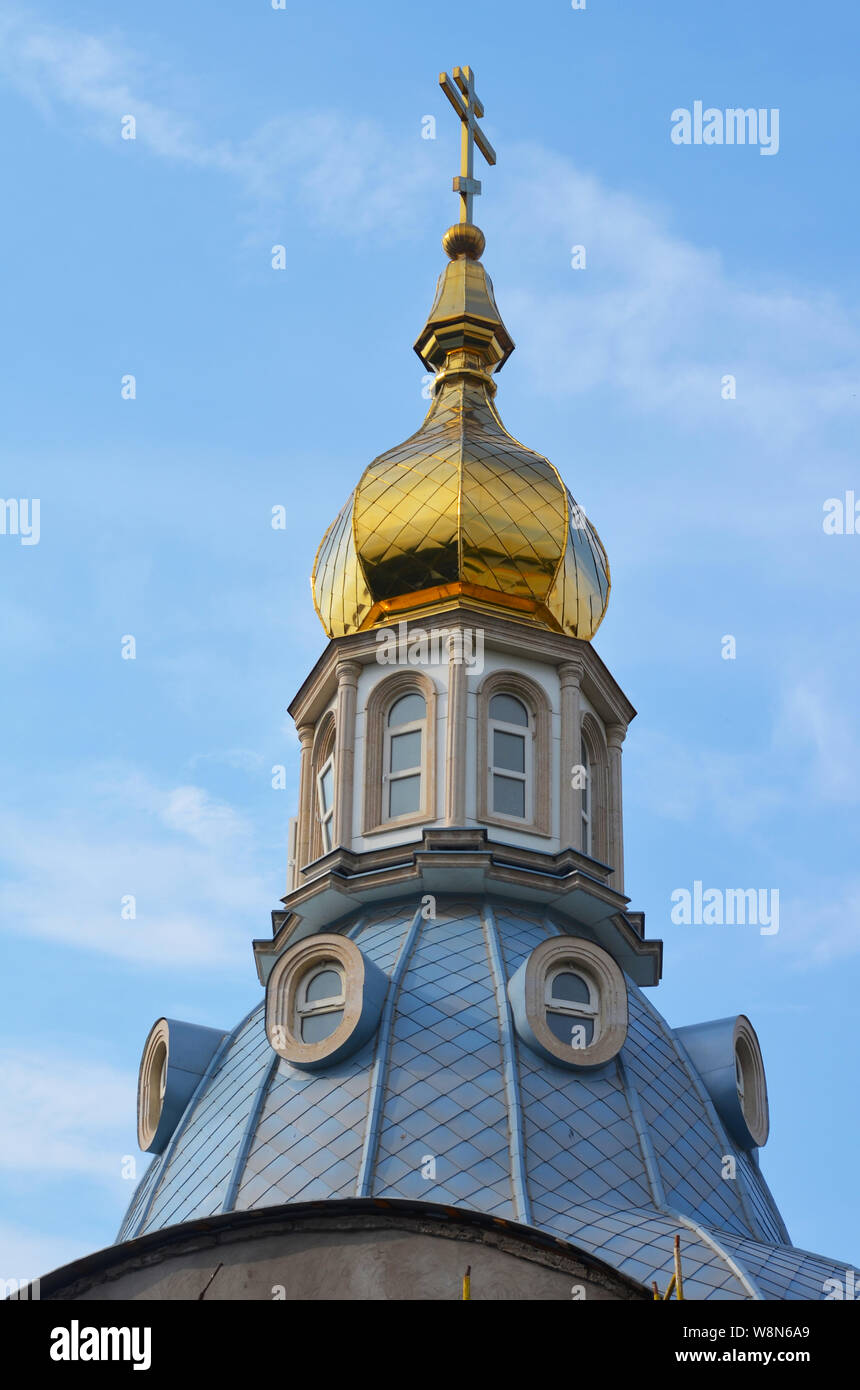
[{"xmin": 35, "ymin": 1197, "xmax": 650, "ymax": 1301}]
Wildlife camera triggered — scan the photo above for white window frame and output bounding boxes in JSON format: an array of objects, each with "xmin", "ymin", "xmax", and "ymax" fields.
[
  {"xmin": 295, "ymin": 961, "xmax": 346, "ymax": 1042},
  {"xmin": 383, "ymin": 694, "xmax": 426, "ymax": 823},
  {"xmin": 545, "ymin": 965, "xmax": 600, "ymax": 1047},
  {"xmin": 316, "ymin": 754, "xmax": 335, "ymax": 852},
  {"xmin": 580, "ymin": 735, "xmax": 592, "ymax": 855},
  {"xmin": 488, "ymin": 694, "xmax": 532, "ymax": 824}
]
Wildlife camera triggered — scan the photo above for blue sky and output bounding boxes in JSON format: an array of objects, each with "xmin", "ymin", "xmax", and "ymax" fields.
[{"xmin": 1, "ymin": 0, "xmax": 858, "ymax": 1283}]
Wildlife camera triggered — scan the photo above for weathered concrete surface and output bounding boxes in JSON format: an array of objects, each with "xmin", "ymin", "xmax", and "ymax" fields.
[{"xmin": 40, "ymin": 1199, "xmax": 648, "ymax": 1302}]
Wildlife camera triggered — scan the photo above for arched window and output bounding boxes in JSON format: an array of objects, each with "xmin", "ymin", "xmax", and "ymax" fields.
[
  {"xmin": 316, "ymin": 754, "xmax": 335, "ymax": 851},
  {"xmin": 579, "ymin": 713, "xmax": 609, "ymax": 862},
  {"xmin": 580, "ymin": 735, "xmax": 591, "ymax": 855},
  {"xmin": 507, "ymin": 936, "xmax": 628, "ymax": 1070},
  {"xmin": 384, "ymin": 691, "xmax": 427, "ymax": 820},
  {"xmin": 545, "ymin": 966, "xmax": 599, "ymax": 1050},
  {"xmin": 488, "ymin": 692, "xmax": 531, "ymax": 821},
  {"xmin": 477, "ymin": 673, "xmax": 551, "ymax": 836},
  {"xmin": 295, "ymin": 961, "xmax": 345, "ymax": 1043},
  {"xmin": 310, "ymin": 714, "xmax": 336, "ymax": 860},
  {"xmin": 362, "ymin": 671, "xmax": 437, "ymax": 835}
]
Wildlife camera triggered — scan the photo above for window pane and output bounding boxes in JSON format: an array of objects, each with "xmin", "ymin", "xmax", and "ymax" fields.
[
  {"xmin": 388, "ymin": 693, "xmax": 426, "ymax": 727},
  {"xmin": 546, "ymin": 1010, "xmax": 594, "ymax": 1049},
  {"xmin": 390, "ymin": 774, "xmax": 421, "ymax": 818},
  {"xmin": 305, "ymin": 968, "xmax": 342, "ymax": 1002},
  {"xmin": 300, "ymin": 1009, "xmax": 343, "ymax": 1043},
  {"xmin": 489, "ymin": 693, "xmax": 528, "ymax": 726},
  {"xmin": 322, "ymin": 820, "xmax": 332, "ymax": 852},
  {"xmin": 319, "ymin": 765, "xmax": 333, "ymax": 811},
  {"xmin": 493, "ymin": 774, "xmax": 525, "ymax": 818},
  {"xmin": 551, "ymin": 971, "xmax": 591, "ymax": 1005},
  {"xmin": 390, "ymin": 729, "xmax": 421, "ymax": 773},
  {"xmin": 493, "ymin": 729, "xmax": 525, "ymax": 772}
]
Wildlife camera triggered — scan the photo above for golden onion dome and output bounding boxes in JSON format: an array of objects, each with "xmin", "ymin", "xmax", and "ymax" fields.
[{"xmin": 312, "ymin": 223, "xmax": 610, "ymax": 640}]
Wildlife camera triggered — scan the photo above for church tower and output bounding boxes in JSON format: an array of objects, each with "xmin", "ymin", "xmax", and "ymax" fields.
[{"xmin": 42, "ymin": 68, "xmax": 850, "ymax": 1302}]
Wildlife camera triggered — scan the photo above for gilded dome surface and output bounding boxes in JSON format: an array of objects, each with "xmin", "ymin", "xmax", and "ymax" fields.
[{"xmin": 312, "ymin": 234, "xmax": 610, "ymax": 640}]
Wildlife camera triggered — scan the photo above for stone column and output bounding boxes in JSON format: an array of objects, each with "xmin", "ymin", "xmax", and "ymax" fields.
[
  {"xmin": 333, "ymin": 661, "xmax": 361, "ymax": 848},
  {"xmin": 606, "ymin": 723, "xmax": 626, "ymax": 892},
  {"xmin": 295, "ymin": 723, "xmax": 315, "ymax": 878},
  {"xmin": 445, "ymin": 629, "xmax": 467, "ymax": 824},
  {"xmin": 559, "ymin": 658, "xmax": 585, "ymax": 852}
]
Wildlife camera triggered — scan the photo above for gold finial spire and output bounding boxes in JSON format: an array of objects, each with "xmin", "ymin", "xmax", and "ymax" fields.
[
  {"xmin": 439, "ymin": 66, "xmax": 496, "ymax": 225},
  {"xmin": 310, "ymin": 67, "xmax": 610, "ymax": 644}
]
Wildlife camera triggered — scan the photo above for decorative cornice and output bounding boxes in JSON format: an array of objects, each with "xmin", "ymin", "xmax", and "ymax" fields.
[
  {"xmin": 252, "ymin": 828, "xmax": 661, "ymax": 988},
  {"xmin": 287, "ymin": 610, "xmax": 636, "ymax": 730}
]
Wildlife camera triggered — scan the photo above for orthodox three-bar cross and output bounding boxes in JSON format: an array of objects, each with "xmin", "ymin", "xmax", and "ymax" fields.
[{"xmin": 439, "ymin": 66, "xmax": 496, "ymax": 224}]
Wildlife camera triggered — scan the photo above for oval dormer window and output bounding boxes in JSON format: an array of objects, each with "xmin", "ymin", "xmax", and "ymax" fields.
[
  {"xmin": 545, "ymin": 968, "xmax": 599, "ymax": 1051},
  {"xmin": 507, "ymin": 936, "xmax": 628, "ymax": 1069},
  {"xmin": 296, "ymin": 962, "xmax": 345, "ymax": 1043}
]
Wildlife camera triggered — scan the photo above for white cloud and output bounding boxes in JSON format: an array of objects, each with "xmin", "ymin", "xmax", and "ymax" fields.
[
  {"xmin": 2, "ymin": 11, "xmax": 857, "ymax": 443},
  {"xmin": 774, "ymin": 682, "xmax": 860, "ymax": 803},
  {"xmin": 627, "ymin": 727, "xmax": 785, "ymax": 829},
  {"xmin": 497, "ymin": 145, "xmax": 860, "ymax": 442},
  {"xmin": 0, "ymin": 1051, "xmax": 132, "ymax": 1179},
  {"xmin": 187, "ymin": 748, "xmax": 266, "ymax": 774},
  {"xmin": 0, "ymin": 766, "xmax": 271, "ymax": 967},
  {"xmin": 0, "ymin": 10, "xmax": 437, "ymax": 237},
  {"xmin": 780, "ymin": 885, "xmax": 860, "ymax": 966}
]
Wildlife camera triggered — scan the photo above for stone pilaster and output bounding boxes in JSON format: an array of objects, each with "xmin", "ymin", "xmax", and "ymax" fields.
[
  {"xmin": 295, "ymin": 723, "xmax": 315, "ymax": 876},
  {"xmin": 333, "ymin": 661, "xmax": 361, "ymax": 847},
  {"xmin": 445, "ymin": 630, "xmax": 468, "ymax": 824},
  {"xmin": 606, "ymin": 722, "xmax": 626, "ymax": 891},
  {"xmin": 559, "ymin": 658, "xmax": 585, "ymax": 851}
]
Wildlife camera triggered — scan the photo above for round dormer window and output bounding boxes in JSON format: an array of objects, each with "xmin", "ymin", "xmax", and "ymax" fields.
[
  {"xmin": 266, "ymin": 933, "xmax": 388, "ymax": 1071},
  {"xmin": 138, "ymin": 1019, "xmax": 170, "ymax": 1151},
  {"xmin": 508, "ymin": 936, "xmax": 627, "ymax": 1069},
  {"xmin": 734, "ymin": 1017, "xmax": 769, "ymax": 1147}
]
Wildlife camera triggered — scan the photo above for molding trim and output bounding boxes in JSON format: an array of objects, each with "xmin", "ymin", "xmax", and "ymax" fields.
[
  {"xmin": 476, "ymin": 668, "xmax": 552, "ymax": 837},
  {"xmin": 508, "ymin": 935, "xmax": 628, "ymax": 1070},
  {"xmin": 481, "ymin": 904, "xmax": 532, "ymax": 1225},
  {"xmin": 288, "ymin": 610, "xmax": 635, "ymax": 731},
  {"xmin": 252, "ymin": 828, "xmax": 662, "ymax": 988},
  {"xmin": 309, "ymin": 712, "xmax": 336, "ymax": 865},
  {"xmin": 581, "ymin": 711, "xmax": 610, "ymax": 865},
  {"xmin": 265, "ymin": 933, "xmax": 387, "ymax": 1072},
  {"xmin": 362, "ymin": 668, "xmax": 438, "ymax": 836}
]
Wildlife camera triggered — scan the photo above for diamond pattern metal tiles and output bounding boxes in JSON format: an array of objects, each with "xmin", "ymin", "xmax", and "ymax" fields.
[
  {"xmin": 141, "ymin": 1009, "xmax": 271, "ymax": 1233},
  {"xmin": 116, "ymin": 896, "xmax": 844, "ymax": 1301},
  {"xmin": 624, "ymin": 990, "xmax": 754, "ymax": 1239},
  {"xmin": 718, "ymin": 1232, "xmax": 857, "ymax": 1302},
  {"xmin": 235, "ymin": 904, "xmax": 417, "ymax": 1209},
  {"xmin": 313, "ymin": 364, "xmax": 610, "ymax": 640},
  {"xmin": 352, "ymin": 380, "xmax": 567, "ymax": 606},
  {"xmin": 235, "ymin": 1042, "xmax": 375, "ymax": 1209},
  {"xmin": 543, "ymin": 1199, "xmax": 753, "ymax": 1300},
  {"xmin": 116, "ymin": 1155, "xmax": 162, "ymax": 1242},
  {"xmin": 312, "ymin": 493, "xmax": 374, "ymax": 638},
  {"xmin": 518, "ymin": 1056, "xmax": 654, "ymax": 1223},
  {"xmin": 733, "ymin": 1149, "xmax": 789, "ymax": 1245},
  {"xmin": 494, "ymin": 909, "xmax": 652, "ymax": 1220},
  {"xmin": 371, "ymin": 903, "xmax": 515, "ymax": 1216}
]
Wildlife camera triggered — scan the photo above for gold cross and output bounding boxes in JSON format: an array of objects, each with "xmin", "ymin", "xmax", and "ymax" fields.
[{"xmin": 439, "ymin": 66, "xmax": 496, "ymax": 224}]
